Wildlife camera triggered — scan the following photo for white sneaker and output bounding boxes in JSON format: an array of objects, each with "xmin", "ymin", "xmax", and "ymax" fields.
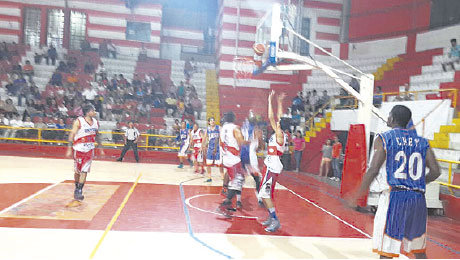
[{"xmin": 265, "ymin": 219, "xmax": 280, "ymax": 232}]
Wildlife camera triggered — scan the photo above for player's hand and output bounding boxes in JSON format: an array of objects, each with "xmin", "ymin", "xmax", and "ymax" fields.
[{"xmin": 269, "ymin": 90, "xmax": 275, "ymax": 100}]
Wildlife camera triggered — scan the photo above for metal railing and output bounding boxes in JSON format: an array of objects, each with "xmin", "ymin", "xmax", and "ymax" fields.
[
  {"xmin": 436, "ymin": 158, "xmax": 460, "ymax": 195},
  {"xmin": 0, "ymin": 125, "xmax": 179, "ymax": 150}
]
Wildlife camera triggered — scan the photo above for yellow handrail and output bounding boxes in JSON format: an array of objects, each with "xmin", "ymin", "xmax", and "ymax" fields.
[
  {"xmin": 435, "ymin": 158, "xmax": 460, "ymax": 194},
  {"xmin": 0, "ymin": 125, "xmax": 179, "ymax": 150},
  {"xmin": 379, "ymin": 88, "xmax": 458, "ymax": 107}
]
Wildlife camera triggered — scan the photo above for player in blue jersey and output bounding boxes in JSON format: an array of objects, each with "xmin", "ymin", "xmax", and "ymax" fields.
[
  {"xmin": 177, "ymin": 121, "xmax": 191, "ymax": 168},
  {"xmin": 357, "ymin": 105, "xmax": 440, "ymax": 259},
  {"xmin": 203, "ymin": 117, "xmax": 224, "ymax": 182}
]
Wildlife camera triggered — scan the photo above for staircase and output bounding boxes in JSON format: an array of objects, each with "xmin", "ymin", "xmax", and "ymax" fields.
[
  {"xmin": 430, "ymin": 112, "xmax": 460, "ymax": 185},
  {"xmin": 373, "ymin": 56, "xmax": 401, "ymax": 81},
  {"xmin": 205, "ymin": 70, "xmax": 220, "ymax": 123}
]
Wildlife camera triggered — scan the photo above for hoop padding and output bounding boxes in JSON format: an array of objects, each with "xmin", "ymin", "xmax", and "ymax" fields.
[{"xmin": 233, "ymin": 57, "xmax": 256, "ymax": 81}]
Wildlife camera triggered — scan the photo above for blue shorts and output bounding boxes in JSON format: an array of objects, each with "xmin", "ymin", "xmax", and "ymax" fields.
[
  {"xmin": 240, "ymin": 145, "xmax": 250, "ymax": 167},
  {"xmin": 385, "ymin": 189, "xmax": 427, "ymax": 241},
  {"xmin": 206, "ymin": 147, "xmax": 220, "ymax": 160}
]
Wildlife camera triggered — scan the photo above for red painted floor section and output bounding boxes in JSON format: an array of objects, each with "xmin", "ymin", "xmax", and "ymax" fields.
[{"xmin": 0, "ymin": 172, "xmax": 459, "ymax": 259}]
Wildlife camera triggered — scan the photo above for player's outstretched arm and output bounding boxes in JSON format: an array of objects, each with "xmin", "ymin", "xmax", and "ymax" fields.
[
  {"xmin": 275, "ymin": 92, "xmax": 286, "ymax": 145},
  {"xmin": 65, "ymin": 119, "xmax": 80, "ymax": 158},
  {"xmin": 425, "ymin": 147, "xmax": 441, "ymax": 184},
  {"xmin": 268, "ymin": 90, "xmax": 277, "ymax": 131},
  {"xmin": 357, "ymin": 136, "xmax": 386, "ymax": 196}
]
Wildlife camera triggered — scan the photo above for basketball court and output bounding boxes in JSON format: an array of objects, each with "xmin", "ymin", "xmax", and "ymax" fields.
[{"xmin": 0, "ymin": 156, "xmax": 458, "ymax": 259}]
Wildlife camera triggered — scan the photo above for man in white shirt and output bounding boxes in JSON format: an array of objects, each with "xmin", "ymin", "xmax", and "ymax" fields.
[
  {"xmin": 82, "ymin": 87, "xmax": 98, "ymax": 104},
  {"xmin": 0, "ymin": 113, "xmax": 9, "ymax": 136},
  {"xmin": 5, "ymin": 114, "xmax": 23, "ymax": 138},
  {"xmin": 116, "ymin": 121, "xmax": 140, "ymax": 163}
]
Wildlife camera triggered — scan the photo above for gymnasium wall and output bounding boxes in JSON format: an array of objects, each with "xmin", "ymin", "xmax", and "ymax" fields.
[
  {"xmin": 348, "ymin": 0, "xmax": 431, "ymax": 42},
  {"xmin": 0, "ymin": 0, "xmax": 162, "ymax": 58}
]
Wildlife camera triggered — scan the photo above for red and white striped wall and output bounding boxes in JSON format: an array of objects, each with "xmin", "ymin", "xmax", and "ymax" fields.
[
  {"xmin": 0, "ymin": 1, "xmax": 21, "ymax": 43},
  {"xmin": 0, "ymin": 0, "xmax": 162, "ymax": 58},
  {"xmin": 161, "ymin": 27, "xmax": 204, "ymax": 51},
  {"xmin": 70, "ymin": 0, "xmax": 162, "ymax": 58}
]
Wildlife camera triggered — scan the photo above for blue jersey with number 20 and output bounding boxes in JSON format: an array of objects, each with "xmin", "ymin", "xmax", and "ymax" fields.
[{"xmin": 379, "ymin": 128, "xmax": 430, "ymax": 192}]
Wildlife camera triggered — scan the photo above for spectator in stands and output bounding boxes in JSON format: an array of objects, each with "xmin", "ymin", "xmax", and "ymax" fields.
[
  {"xmin": 165, "ymin": 93, "xmax": 178, "ymax": 116},
  {"xmin": 138, "ymin": 43, "xmax": 147, "ymax": 61},
  {"xmin": 118, "ymin": 74, "xmax": 128, "ymax": 88},
  {"xmin": 190, "ymin": 96, "xmax": 202, "ymax": 120},
  {"xmin": 4, "ymin": 114, "xmax": 23, "ymax": 139},
  {"xmin": 55, "ymin": 118, "xmax": 66, "ymax": 141},
  {"xmin": 107, "ymin": 40, "xmax": 117, "ymax": 59},
  {"xmin": 94, "ymin": 62, "xmax": 107, "ymax": 80},
  {"xmin": 82, "ymin": 86, "xmax": 98, "ymax": 105},
  {"xmin": 0, "ymin": 42, "xmax": 7, "ymax": 60},
  {"xmin": 184, "ymin": 57, "xmax": 195, "ymax": 81},
  {"xmin": 291, "ymin": 110, "xmax": 301, "ymax": 131},
  {"xmin": 442, "ymin": 38, "xmax": 460, "ymax": 72},
  {"xmin": 12, "ymin": 62, "xmax": 22, "ymax": 76},
  {"xmin": 34, "ymin": 51, "xmax": 42, "ymax": 64},
  {"xmin": 84, "ymin": 59, "xmax": 95, "ymax": 74},
  {"xmin": 172, "ymin": 119, "xmax": 180, "ymax": 136},
  {"xmin": 57, "ymin": 102, "xmax": 68, "ymax": 117},
  {"xmin": 99, "ymin": 40, "xmax": 108, "ymax": 57},
  {"xmin": 22, "ymin": 116, "xmax": 34, "ymax": 138},
  {"xmin": 373, "ymin": 86, "xmax": 383, "ymax": 108},
  {"xmin": 349, "ymin": 74, "xmax": 360, "ymax": 93},
  {"xmin": 46, "ymin": 45, "xmax": 57, "ymax": 66},
  {"xmin": 396, "ymin": 83, "xmax": 413, "ymax": 101},
  {"xmin": 22, "ymin": 60, "xmax": 34, "ymax": 83},
  {"xmin": 177, "ymin": 81, "xmax": 185, "ymax": 98},
  {"xmin": 34, "ymin": 117, "xmax": 46, "ymax": 129},
  {"xmin": 291, "ymin": 92, "xmax": 304, "ymax": 113},
  {"xmin": 67, "ymin": 56, "xmax": 77, "ymax": 72},
  {"xmin": 146, "ymin": 125, "xmax": 157, "ymax": 149},
  {"xmin": 0, "ymin": 113, "xmax": 8, "ymax": 136},
  {"xmin": 25, "ymin": 99, "xmax": 43, "ymax": 117},
  {"xmin": 80, "ymin": 39, "xmax": 91, "ymax": 53},
  {"xmin": 318, "ymin": 90, "xmax": 330, "ymax": 111},
  {"xmin": 0, "ymin": 97, "xmax": 5, "ymax": 112},
  {"xmin": 310, "ymin": 89, "xmax": 320, "ymax": 111},
  {"xmin": 57, "ymin": 61, "xmax": 69, "ymax": 73},
  {"xmin": 8, "ymin": 74, "xmax": 26, "ymax": 96},
  {"xmin": 66, "ymin": 72, "xmax": 78, "ymax": 86},
  {"xmin": 50, "ymin": 71, "xmax": 63, "ymax": 86}
]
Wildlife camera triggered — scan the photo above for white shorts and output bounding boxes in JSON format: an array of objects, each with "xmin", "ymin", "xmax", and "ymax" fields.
[
  {"xmin": 206, "ymin": 157, "xmax": 222, "ymax": 166},
  {"xmin": 178, "ymin": 142, "xmax": 189, "ymax": 157}
]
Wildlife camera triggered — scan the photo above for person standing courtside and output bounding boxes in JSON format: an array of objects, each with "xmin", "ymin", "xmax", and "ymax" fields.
[{"xmin": 116, "ymin": 121, "xmax": 140, "ymax": 163}]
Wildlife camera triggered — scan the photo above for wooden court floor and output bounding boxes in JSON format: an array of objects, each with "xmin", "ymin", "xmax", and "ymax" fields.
[{"xmin": 0, "ymin": 156, "xmax": 459, "ymax": 259}]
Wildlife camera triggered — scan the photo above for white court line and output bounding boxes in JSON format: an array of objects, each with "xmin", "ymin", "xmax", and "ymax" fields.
[
  {"xmin": 0, "ymin": 181, "xmax": 63, "ymax": 215},
  {"xmin": 185, "ymin": 193, "xmax": 258, "ymax": 220},
  {"xmin": 281, "ymin": 185, "xmax": 372, "ymax": 239}
]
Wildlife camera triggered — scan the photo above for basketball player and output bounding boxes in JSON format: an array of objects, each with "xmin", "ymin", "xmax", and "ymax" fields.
[
  {"xmin": 258, "ymin": 90, "xmax": 288, "ymax": 232},
  {"xmin": 177, "ymin": 121, "xmax": 190, "ymax": 168},
  {"xmin": 190, "ymin": 122, "xmax": 204, "ymax": 174},
  {"xmin": 203, "ymin": 117, "xmax": 224, "ymax": 182},
  {"xmin": 217, "ymin": 111, "xmax": 247, "ymax": 215},
  {"xmin": 65, "ymin": 104, "xmax": 105, "ymax": 201},
  {"xmin": 356, "ymin": 105, "xmax": 441, "ymax": 259},
  {"xmin": 241, "ymin": 117, "xmax": 263, "ymax": 195}
]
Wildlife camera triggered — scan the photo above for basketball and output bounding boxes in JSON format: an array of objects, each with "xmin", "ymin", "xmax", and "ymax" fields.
[{"xmin": 253, "ymin": 43, "xmax": 265, "ymax": 56}]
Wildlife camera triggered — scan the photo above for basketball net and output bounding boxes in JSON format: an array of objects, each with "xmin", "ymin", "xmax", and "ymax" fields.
[{"xmin": 233, "ymin": 57, "xmax": 255, "ymax": 83}]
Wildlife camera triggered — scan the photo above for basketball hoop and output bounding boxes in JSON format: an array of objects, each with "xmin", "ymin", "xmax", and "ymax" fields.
[{"xmin": 233, "ymin": 57, "xmax": 255, "ymax": 82}]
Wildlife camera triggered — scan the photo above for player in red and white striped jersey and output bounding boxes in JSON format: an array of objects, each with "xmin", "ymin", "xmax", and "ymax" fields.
[{"xmin": 65, "ymin": 104, "xmax": 104, "ymax": 201}]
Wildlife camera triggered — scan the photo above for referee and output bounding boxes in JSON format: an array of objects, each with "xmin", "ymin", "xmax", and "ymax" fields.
[{"xmin": 116, "ymin": 121, "xmax": 140, "ymax": 163}]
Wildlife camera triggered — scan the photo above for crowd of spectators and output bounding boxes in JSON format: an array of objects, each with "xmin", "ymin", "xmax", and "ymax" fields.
[{"xmin": 0, "ymin": 42, "xmax": 205, "ymax": 146}]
